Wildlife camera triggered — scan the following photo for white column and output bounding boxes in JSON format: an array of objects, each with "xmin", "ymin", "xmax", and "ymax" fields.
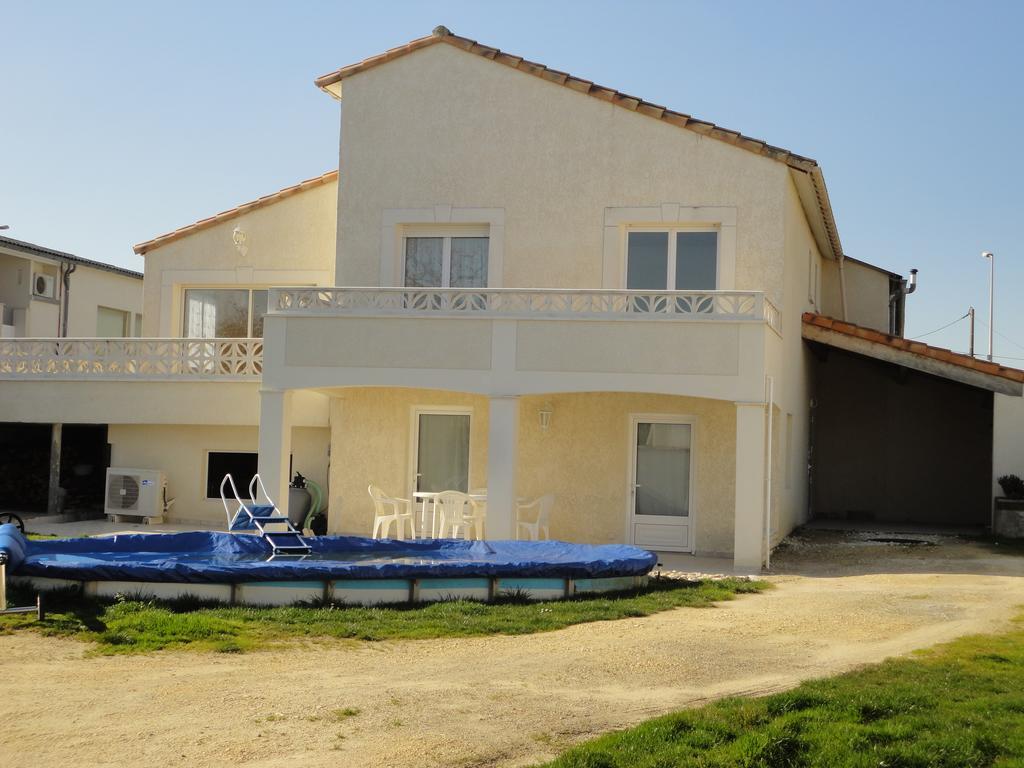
[
  {"xmin": 486, "ymin": 396, "xmax": 520, "ymax": 540},
  {"xmin": 733, "ymin": 401, "xmax": 767, "ymax": 572},
  {"xmin": 258, "ymin": 389, "xmax": 293, "ymax": 516}
]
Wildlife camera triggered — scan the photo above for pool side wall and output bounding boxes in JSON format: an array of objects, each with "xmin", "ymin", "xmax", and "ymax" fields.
[{"xmin": 11, "ymin": 575, "xmax": 648, "ymax": 607}]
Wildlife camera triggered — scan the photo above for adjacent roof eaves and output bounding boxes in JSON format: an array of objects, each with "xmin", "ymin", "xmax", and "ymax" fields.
[
  {"xmin": 802, "ymin": 312, "xmax": 1024, "ymax": 384},
  {"xmin": 843, "ymin": 255, "xmax": 901, "ymax": 279},
  {"xmin": 0, "ymin": 235, "xmax": 143, "ymax": 280},
  {"xmin": 314, "ymin": 27, "xmax": 843, "ymax": 259},
  {"xmin": 133, "ymin": 169, "xmax": 339, "ymax": 255}
]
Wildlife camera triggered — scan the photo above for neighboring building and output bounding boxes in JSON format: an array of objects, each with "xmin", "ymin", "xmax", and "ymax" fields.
[
  {"xmin": 1, "ymin": 28, "xmax": 1019, "ymax": 569},
  {"xmin": 0, "ymin": 236, "xmax": 143, "ymax": 338},
  {"xmin": 0, "ymin": 174, "xmax": 337, "ymax": 518}
]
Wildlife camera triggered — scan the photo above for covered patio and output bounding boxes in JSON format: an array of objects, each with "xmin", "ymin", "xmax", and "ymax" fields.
[{"xmin": 255, "ymin": 287, "xmax": 784, "ymax": 569}]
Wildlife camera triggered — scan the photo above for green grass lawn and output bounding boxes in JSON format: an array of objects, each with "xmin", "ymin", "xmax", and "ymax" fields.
[
  {"xmin": 0, "ymin": 577, "xmax": 765, "ymax": 655},
  {"xmin": 541, "ymin": 616, "xmax": 1024, "ymax": 768}
]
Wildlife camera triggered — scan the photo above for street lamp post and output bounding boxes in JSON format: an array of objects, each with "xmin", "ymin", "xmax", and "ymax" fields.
[{"xmin": 982, "ymin": 251, "xmax": 994, "ymax": 362}]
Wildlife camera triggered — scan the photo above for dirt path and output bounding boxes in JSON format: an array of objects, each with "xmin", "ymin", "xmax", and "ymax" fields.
[{"xmin": 2, "ymin": 533, "xmax": 1022, "ymax": 768}]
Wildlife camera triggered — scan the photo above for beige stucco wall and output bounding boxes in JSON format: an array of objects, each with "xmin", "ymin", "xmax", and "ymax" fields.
[
  {"xmin": 327, "ymin": 387, "xmax": 736, "ymax": 555},
  {"xmin": 108, "ymin": 424, "xmax": 329, "ymax": 525},
  {"xmin": 771, "ymin": 174, "xmax": 822, "ymax": 545},
  {"xmin": 336, "ymin": 43, "xmax": 788, "ymax": 299},
  {"xmin": 0, "ymin": 250, "xmax": 142, "ymax": 337},
  {"xmin": 821, "ymin": 257, "xmax": 892, "ymax": 333},
  {"xmin": 994, "ymin": 393, "xmax": 1024, "ymax": 499},
  {"xmin": 0, "ymin": 380, "xmax": 330, "ymax": 427},
  {"xmin": 141, "ymin": 178, "xmax": 337, "ymax": 335},
  {"xmin": 66, "ymin": 266, "xmax": 143, "ymax": 337}
]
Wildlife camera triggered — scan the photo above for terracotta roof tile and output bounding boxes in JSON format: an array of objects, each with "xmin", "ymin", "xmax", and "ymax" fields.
[
  {"xmin": 133, "ymin": 170, "xmax": 338, "ymax": 255},
  {"xmin": 802, "ymin": 312, "xmax": 1024, "ymax": 383},
  {"xmin": 313, "ymin": 26, "xmax": 843, "ymax": 260}
]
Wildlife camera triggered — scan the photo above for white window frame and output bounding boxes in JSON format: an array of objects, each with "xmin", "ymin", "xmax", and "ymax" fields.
[
  {"xmin": 400, "ymin": 225, "xmax": 491, "ymax": 289},
  {"xmin": 603, "ymin": 205, "xmax": 737, "ymax": 290},
  {"xmin": 407, "ymin": 405, "xmax": 474, "ymax": 500},
  {"xmin": 381, "ymin": 207, "xmax": 505, "ymax": 288},
  {"xmin": 623, "ymin": 226, "xmax": 721, "ymax": 291},
  {"xmin": 624, "ymin": 413, "xmax": 697, "ymax": 553}
]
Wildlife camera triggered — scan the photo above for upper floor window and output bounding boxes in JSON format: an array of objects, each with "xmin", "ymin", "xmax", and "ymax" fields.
[
  {"xmin": 626, "ymin": 230, "xmax": 718, "ymax": 291},
  {"xmin": 404, "ymin": 235, "xmax": 489, "ymax": 288},
  {"xmin": 183, "ymin": 288, "xmax": 268, "ymax": 338},
  {"xmin": 96, "ymin": 306, "xmax": 130, "ymax": 337}
]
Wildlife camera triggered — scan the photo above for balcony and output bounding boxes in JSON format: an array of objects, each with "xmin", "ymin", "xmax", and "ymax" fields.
[
  {"xmin": 262, "ymin": 288, "xmax": 780, "ymax": 402},
  {"xmin": 270, "ymin": 287, "xmax": 781, "ymax": 333},
  {"xmin": 0, "ymin": 338, "xmax": 263, "ymax": 381}
]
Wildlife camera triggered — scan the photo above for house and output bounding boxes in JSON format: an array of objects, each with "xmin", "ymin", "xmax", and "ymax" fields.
[
  {"xmin": 0, "ymin": 235, "xmax": 143, "ymax": 338},
  {"xmin": 1, "ymin": 27, "xmax": 1020, "ymax": 569},
  {"xmin": 0, "ymin": 177, "xmax": 336, "ymax": 519},
  {"xmin": 0, "ymin": 236, "xmax": 144, "ymax": 513}
]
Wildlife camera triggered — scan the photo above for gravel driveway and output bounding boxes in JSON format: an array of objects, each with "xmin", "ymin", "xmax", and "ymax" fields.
[{"xmin": 2, "ymin": 530, "xmax": 1022, "ymax": 768}]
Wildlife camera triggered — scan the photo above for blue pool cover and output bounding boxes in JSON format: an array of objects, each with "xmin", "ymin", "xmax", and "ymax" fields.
[{"xmin": 0, "ymin": 524, "xmax": 657, "ymax": 583}]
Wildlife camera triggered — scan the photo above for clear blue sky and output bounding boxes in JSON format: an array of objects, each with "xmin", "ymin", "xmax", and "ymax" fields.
[{"xmin": 2, "ymin": 1, "xmax": 1022, "ymax": 358}]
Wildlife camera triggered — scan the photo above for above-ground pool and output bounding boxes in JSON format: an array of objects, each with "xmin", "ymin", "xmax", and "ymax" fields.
[{"xmin": 0, "ymin": 525, "xmax": 657, "ymax": 606}]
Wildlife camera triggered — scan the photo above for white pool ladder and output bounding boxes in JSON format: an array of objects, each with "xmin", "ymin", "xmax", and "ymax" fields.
[{"xmin": 220, "ymin": 473, "xmax": 312, "ymax": 556}]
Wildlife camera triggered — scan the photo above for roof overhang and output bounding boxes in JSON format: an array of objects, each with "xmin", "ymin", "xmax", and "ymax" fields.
[
  {"xmin": 0, "ymin": 236, "xmax": 143, "ymax": 280},
  {"xmin": 803, "ymin": 313, "xmax": 1024, "ymax": 396}
]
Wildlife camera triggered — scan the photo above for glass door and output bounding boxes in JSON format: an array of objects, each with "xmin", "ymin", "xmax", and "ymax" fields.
[
  {"xmin": 629, "ymin": 418, "xmax": 693, "ymax": 551},
  {"xmin": 413, "ymin": 412, "xmax": 471, "ymax": 494}
]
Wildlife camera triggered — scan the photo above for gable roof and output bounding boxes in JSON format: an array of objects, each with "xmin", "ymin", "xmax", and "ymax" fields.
[
  {"xmin": 0, "ymin": 235, "xmax": 142, "ymax": 280},
  {"xmin": 315, "ymin": 26, "xmax": 844, "ymax": 261},
  {"xmin": 133, "ymin": 170, "xmax": 338, "ymax": 255},
  {"xmin": 802, "ymin": 312, "xmax": 1024, "ymax": 396}
]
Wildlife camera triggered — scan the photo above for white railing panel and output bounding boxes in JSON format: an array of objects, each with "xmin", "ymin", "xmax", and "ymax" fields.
[
  {"xmin": 0, "ymin": 338, "xmax": 263, "ymax": 381},
  {"xmin": 272, "ymin": 288, "xmax": 781, "ymax": 334}
]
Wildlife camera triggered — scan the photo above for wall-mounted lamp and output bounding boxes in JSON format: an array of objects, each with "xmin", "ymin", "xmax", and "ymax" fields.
[
  {"xmin": 539, "ymin": 403, "xmax": 553, "ymax": 431},
  {"xmin": 232, "ymin": 225, "xmax": 249, "ymax": 258}
]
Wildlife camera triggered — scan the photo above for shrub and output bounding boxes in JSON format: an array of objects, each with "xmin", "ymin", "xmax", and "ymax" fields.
[{"xmin": 997, "ymin": 474, "xmax": 1024, "ymax": 499}]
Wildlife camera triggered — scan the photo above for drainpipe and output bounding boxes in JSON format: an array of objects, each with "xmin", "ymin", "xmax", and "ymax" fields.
[
  {"xmin": 886, "ymin": 268, "xmax": 917, "ymax": 337},
  {"xmin": 60, "ymin": 262, "xmax": 76, "ymax": 337},
  {"xmin": 764, "ymin": 376, "xmax": 775, "ymax": 570},
  {"xmin": 836, "ymin": 254, "xmax": 849, "ymax": 322}
]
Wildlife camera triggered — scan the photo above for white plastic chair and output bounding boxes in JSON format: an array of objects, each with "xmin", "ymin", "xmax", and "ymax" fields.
[
  {"xmin": 517, "ymin": 494, "xmax": 554, "ymax": 540},
  {"xmin": 368, "ymin": 485, "xmax": 416, "ymax": 540},
  {"xmin": 434, "ymin": 490, "xmax": 485, "ymax": 540}
]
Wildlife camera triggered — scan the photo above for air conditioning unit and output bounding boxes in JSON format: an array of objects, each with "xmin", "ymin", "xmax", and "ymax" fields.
[
  {"xmin": 32, "ymin": 273, "xmax": 56, "ymax": 299},
  {"xmin": 104, "ymin": 468, "xmax": 167, "ymax": 522}
]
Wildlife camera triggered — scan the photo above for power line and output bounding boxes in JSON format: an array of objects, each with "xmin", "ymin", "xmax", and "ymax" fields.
[
  {"xmin": 974, "ymin": 317, "xmax": 1024, "ymax": 355},
  {"xmin": 910, "ymin": 312, "xmax": 969, "ymax": 340}
]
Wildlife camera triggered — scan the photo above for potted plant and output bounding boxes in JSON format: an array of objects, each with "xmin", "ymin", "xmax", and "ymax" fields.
[{"xmin": 994, "ymin": 474, "xmax": 1024, "ymax": 538}]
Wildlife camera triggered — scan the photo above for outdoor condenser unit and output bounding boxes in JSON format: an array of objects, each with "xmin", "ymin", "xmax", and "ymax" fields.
[{"xmin": 104, "ymin": 468, "xmax": 167, "ymax": 520}]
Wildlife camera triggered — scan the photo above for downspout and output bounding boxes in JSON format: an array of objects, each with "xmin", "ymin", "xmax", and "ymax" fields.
[
  {"xmin": 764, "ymin": 376, "xmax": 775, "ymax": 570},
  {"xmin": 60, "ymin": 262, "xmax": 76, "ymax": 337},
  {"xmin": 836, "ymin": 254, "xmax": 849, "ymax": 322}
]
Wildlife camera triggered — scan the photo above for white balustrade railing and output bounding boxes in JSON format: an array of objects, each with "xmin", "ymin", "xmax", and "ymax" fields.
[
  {"xmin": 271, "ymin": 288, "xmax": 782, "ymax": 334},
  {"xmin": 0, "ymin": 338, "xmax": 263, "ymax": 381}
]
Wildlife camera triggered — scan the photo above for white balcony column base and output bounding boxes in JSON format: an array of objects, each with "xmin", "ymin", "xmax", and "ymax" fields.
[
  {"xmin": 258, "ymin": 388, "xmax": 293, "ymax": 518},
  {"xmin": 486, "ymin": 396, "xmax": 520, "ymax": 540},
  {"xmin": 733, "ymin": 401, "xmax": 767, "ymax": 572}
]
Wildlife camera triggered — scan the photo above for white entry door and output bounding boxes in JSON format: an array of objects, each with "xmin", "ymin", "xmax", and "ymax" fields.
[
  {"xmin": 629, "ymin": 418, "xmax": 694, "ymax": 552},
  {"xmin": 412, "ymin": 410, "xmax": 471, "ymax": 495}
]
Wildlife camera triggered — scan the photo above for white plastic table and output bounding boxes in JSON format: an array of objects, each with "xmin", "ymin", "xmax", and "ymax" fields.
[{"xmin": 413, "ymin": 491, "xmax": 486, "ymax": 539}]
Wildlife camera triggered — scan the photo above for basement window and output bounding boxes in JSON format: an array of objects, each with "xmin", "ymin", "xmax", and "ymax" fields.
[{"xmin": 206, "ymin": 451, "xmax": 258, "ymax": 500}]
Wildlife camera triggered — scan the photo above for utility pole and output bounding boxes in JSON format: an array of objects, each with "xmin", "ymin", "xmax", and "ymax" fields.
[
  {"xmin": 968, "ymin": 306, "xmax": 975, "ymax": 358},
  {"xmin": 982, "ymin": 251, "xmax": 994, "ymax": 361}
]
